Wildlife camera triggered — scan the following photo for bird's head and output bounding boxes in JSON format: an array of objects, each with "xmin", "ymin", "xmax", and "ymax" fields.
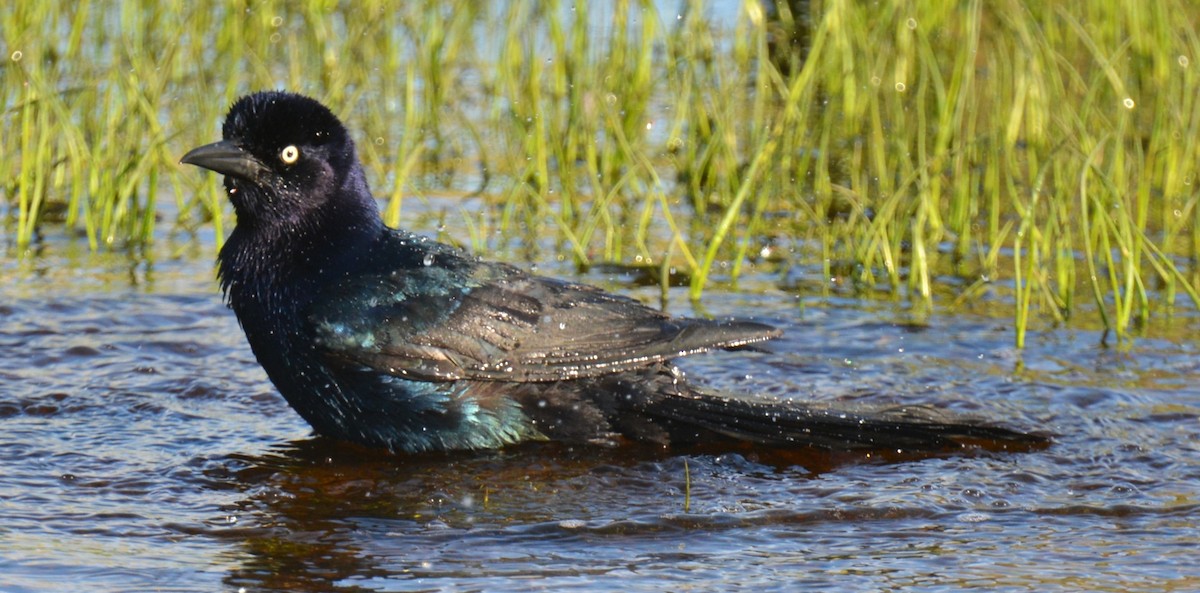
[{"xmin": 181, "ymin": 91, "xmax": 374, "ymax": 230}]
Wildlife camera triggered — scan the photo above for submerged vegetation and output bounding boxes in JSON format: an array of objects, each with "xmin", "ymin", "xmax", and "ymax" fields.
[{"xmin": 4, "ymin": 0, "xmax": 1200, "ymax": 345}]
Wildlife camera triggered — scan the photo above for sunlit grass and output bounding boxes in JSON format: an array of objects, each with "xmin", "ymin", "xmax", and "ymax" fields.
[{"xmin": 4, "ymin": 0, "xmax": 1200, "ymax": 346}]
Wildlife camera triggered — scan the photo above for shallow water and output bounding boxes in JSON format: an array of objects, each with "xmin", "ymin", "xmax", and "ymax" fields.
[{"xmin": 3, "ymin": 222, "xmax": 1200, "ymax": 593}]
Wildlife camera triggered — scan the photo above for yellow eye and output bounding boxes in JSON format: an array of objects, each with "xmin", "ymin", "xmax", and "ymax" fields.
[{"xmin": 280, "ymin": 145, "xmax": 300, "ymax": 164}]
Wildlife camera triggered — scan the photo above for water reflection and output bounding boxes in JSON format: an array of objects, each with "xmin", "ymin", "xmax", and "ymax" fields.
[
  {"xmin": 204, "ymin": 440, "xmax": 693, "ymax": 592},
  {"xmin": 199, "ymin": 429, "xmax": 1061, "ymax": 592}
]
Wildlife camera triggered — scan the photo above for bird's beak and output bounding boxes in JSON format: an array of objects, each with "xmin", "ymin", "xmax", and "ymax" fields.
[{"xmin": 180, "ymin": 140, "xmax": 269, "ymax": 181}]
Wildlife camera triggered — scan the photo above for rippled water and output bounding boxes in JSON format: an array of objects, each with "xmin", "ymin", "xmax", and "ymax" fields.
[{"xmin": 3, "ymin": 224, "xmax": 1200, "ymax": 592}]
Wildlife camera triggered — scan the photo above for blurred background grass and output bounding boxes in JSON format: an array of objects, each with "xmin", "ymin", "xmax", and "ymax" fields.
[{"xmin": 4, "ymin": 0, "xmax": 1200, "ymax": 346}]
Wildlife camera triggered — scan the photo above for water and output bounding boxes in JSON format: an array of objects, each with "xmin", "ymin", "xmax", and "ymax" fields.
[{"xmin": 3, "ymin": 219, "xmax": 1200, "ymax": 592}]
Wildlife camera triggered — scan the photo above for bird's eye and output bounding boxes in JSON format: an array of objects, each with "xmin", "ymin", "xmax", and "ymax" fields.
[{"xmin": 280, "ymin": 145, "xmax": 300, "ymax": 165}]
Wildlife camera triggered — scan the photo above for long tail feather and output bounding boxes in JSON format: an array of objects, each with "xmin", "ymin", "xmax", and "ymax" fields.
[{"xmin": 653, "ymin": 391, "xmax": 1049, "ymax": 452}]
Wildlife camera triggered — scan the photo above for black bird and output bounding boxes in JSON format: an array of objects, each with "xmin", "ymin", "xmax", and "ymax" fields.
[{"xmin": 181, "ymin": 91, "xmax": 1045, "ymax": 455}]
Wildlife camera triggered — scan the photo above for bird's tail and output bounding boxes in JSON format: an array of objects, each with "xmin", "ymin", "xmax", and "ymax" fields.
[{"xmin": 651, "ymin": 390, "xmax": 1049, "ymax": 453}]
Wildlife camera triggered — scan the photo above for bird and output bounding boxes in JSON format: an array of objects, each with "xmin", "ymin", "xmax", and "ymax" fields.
[{"xmin": 181, "ymin": 91, "xmax": 1047, "ymax": 455}]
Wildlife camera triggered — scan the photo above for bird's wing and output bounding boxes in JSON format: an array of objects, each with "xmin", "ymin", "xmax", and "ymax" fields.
[{"xmin": 307, "ymin": 259, "xmax": 779, "ymax": 382}]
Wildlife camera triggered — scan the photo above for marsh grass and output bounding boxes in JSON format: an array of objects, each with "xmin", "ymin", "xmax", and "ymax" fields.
[{"xmin": 4, "ymin": 0, "xmax": 1200, "ymax": 345}]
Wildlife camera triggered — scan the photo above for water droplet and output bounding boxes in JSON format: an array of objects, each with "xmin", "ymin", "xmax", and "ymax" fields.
[{"xmin": 422, "ymin": 253, "xmax": 434, "ymax": 266}]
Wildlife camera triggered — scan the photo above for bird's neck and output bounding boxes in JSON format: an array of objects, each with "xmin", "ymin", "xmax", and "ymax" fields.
[{"xmin": 218, "ymin": 194, "xmax": 384, "ymax": 318}]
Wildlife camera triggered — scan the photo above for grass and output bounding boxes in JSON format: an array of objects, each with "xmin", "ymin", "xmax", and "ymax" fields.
[{"xmin": 4, "ymin": 0, "xmax": 1200, "ymax": 346}]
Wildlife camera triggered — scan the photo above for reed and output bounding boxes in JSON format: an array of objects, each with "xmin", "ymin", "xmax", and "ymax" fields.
[{"xmin": 4, "ymin": 0, "xmax": 1200, "ymax": 345}]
